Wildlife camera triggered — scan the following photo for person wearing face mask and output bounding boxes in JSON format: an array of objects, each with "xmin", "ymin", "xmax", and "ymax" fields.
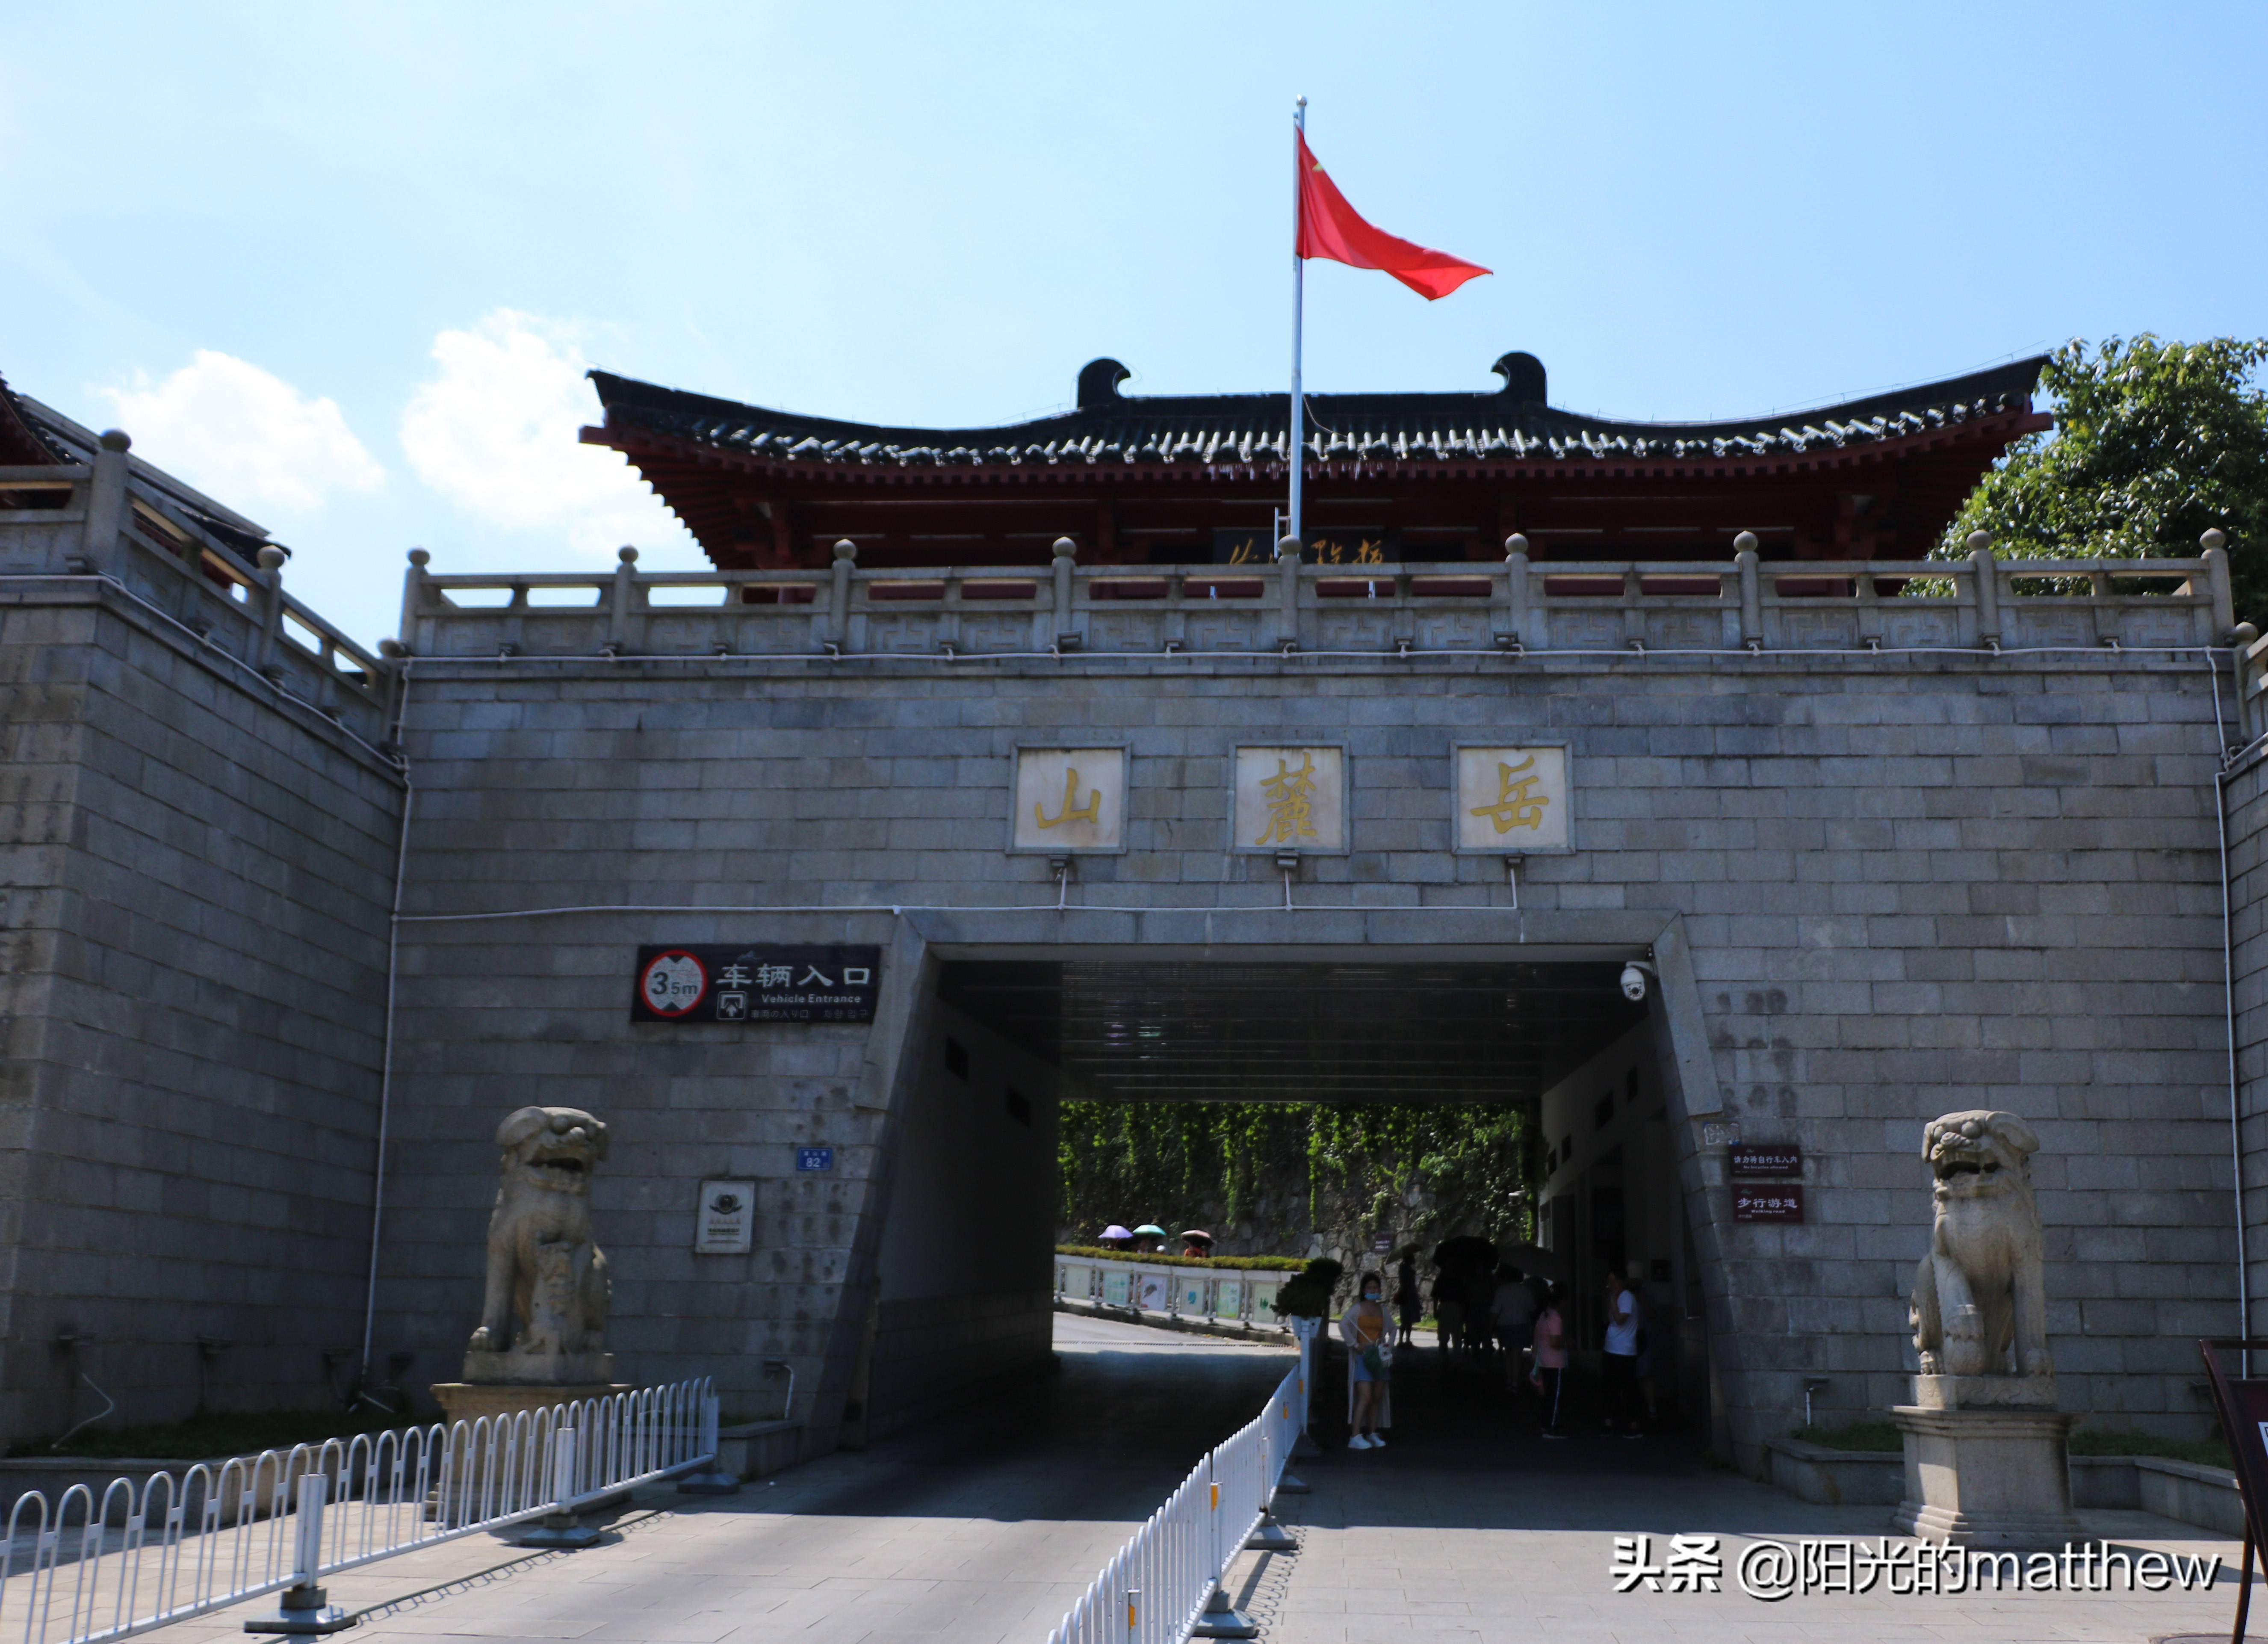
[{"xmin": 1339, "ymin": 1271, "xmax": 1394, "ymax": 1449}]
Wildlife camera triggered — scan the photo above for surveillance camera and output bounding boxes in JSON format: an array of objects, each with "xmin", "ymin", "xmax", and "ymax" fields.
[{"xmin": 1619, "ymin": 964, "xmax": 1647, "ymax": 1002}]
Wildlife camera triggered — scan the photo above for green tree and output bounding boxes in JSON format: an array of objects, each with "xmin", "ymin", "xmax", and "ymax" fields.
[{"xmin": 1944, "ymin": 335, "xmax": 2268, "ymax": 622}]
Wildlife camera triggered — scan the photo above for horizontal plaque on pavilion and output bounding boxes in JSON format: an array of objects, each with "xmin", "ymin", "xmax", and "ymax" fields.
[
  {"xmin": 1453, "ymin": 744, "xmax": 1572, "ymax": 853},
  {"xmin": 1010, "ymin": 746, "xmax": 1127, "ymax": 853},
  {"xmin": 1232, "ymin": 746, "xmax": 1348, "ymax": 854}
]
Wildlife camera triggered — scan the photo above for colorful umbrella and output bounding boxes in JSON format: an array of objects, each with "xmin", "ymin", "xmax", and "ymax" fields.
[
  {"xmin": 1099, "ymin": 1224, "xmax": 1134, "ymax": 1242},
  {"xmin": 1180, "ymin": 1229, "xmax": 1214, "ymax": 1244},
  {"xmin": 1132, "ymin": 1224, "xmax": 1168, "ymax": 1238}
]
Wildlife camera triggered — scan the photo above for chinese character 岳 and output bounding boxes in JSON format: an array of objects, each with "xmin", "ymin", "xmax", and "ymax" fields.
[
  {"xmin": 1254, "ymin": 752, "xmax": 1320, "ymax": 847},
  {"xmin": 1468, "ymin": 755, "xmax": 1550, "ymax": 834}
]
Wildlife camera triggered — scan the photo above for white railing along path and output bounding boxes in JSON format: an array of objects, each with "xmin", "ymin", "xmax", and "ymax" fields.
[{"xmin": 0, "ymin": 1379, "xmax": 718, "ymax": 1644}]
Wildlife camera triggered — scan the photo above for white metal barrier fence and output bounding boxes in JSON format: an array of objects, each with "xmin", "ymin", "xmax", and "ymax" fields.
[
  {"xmin": 0, "ymin": 1379, "xmax": 719, "ymax": 1644},
  {"xmin": 1047, "ymin": 1328, "xmax": 1314, "ymax": 1644}
]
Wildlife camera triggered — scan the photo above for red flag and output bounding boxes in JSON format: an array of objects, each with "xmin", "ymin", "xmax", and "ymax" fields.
[{"xmin": 1294, "ymin": 130, "xmax": 1489, "ymax": 300}]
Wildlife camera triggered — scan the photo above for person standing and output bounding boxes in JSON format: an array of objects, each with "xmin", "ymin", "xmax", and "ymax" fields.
[
  {"xmin": 1339, "ymin": 1272, "xmax": 1394, "ymax": 1449},
  {"xmin": 1602, "ymin": 1268, "xmax": 1644, "ymax": 1437},
  {"xmin": 1530, "ymin": 1282, "xmax": 1568, "ymax": 1438},
  {"xmin": 1493, "ymin": 1266, "xmax": 1536, "ymax": 1387},
  {"xmin": 1394, "ymin": 1253, "xmax": 1420, "ymax": 1347}
]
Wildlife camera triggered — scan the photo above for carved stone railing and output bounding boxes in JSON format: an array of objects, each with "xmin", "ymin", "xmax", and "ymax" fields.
[
  {"xmin": 400, "ymin": 536, "xmax": 2238, "ymax": 666},
  {"xmin": 0, "ymin": 438, "xmax": 394, "ymax": 745}
]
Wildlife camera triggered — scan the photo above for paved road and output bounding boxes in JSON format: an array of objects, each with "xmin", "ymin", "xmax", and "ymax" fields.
[
  {"xmin": 133, "ymin": 1318, "xmax": 2253, "ymax": 1644},
  {"xmin": 1260, "ymin": 1337, "xmax": 2252, "ymax": 1644},
  {"xmin": 139, "ymin": 1313, "xmax": 1296, "ymax": 1644}
]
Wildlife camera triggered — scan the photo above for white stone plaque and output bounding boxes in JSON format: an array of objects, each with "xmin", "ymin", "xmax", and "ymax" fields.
[
  {"xmin": 1455, "ymin": 745, "xmax": 1571, "ymax": 852},
  {"xmin": 1233, "ymin": 746, "xmax": 1346, "ymax": 853},
  {"xmin": 1011, "ymin": 747, "xmax": 1125, "ymax": 852},
  {"xmin": 694, "ymin": 1179, "xmax": 756, "ymax": 1254}
]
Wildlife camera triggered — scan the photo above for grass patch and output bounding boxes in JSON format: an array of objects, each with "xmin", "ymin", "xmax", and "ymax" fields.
[
  {"xmin": 1790, "ymin": 1420, "xmax": 2235, "ymax": 1472},
  {"xmin": 11, "ymin": 1407, "xmax": 406, "ymax": 1462},
  {"xmin": 1791, "ymin": 1419, "xmax": 1902, "ymax": 1452},
  {"xmin": 2069, "ymin": 1428, "xmax": 2233, "ymax": 1470}
]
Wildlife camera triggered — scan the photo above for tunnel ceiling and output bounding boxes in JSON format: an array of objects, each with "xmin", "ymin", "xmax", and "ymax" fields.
[{"xmin": 935, "ymin": 961, "xmax": 1648, "ymax": 1105}]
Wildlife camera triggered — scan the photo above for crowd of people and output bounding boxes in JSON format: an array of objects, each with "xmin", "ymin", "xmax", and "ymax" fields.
[{"xmin": 1335, "ymin": 1252, "xmax": 1660, "ymax": 1449}]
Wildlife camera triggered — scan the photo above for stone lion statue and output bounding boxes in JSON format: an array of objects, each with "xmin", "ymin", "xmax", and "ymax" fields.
[
  {"xmin": 1909, "ymin": 1109, "xmax": 2052, "ymax": 1379},
  {"xmin": 466, "ymin": 1106, "xmax": 611, "ymax": 1372}
]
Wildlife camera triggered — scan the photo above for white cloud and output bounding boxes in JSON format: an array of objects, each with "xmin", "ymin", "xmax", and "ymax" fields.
[
  {"xmin": 400, "ymin": 309, "xmax": 688, "ymax": 558},
  {"xmin": 97, "ymin": 352, "xmax": 385, "ymax": 515}
]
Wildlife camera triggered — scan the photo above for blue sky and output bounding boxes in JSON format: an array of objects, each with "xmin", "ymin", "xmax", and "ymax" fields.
[{"xmin": 5, "ymin": 3, "xmax": 2262, "ymax": 645}]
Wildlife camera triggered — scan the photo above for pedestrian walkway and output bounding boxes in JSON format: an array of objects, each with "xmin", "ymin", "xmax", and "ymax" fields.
[
  {"xmin": 1254, "ymin": 1337, "xmax": 2252, "ymax": 1644},
  {"xmin": 131, "ymin": 1313, "xmax": 1293, "ymax": 1644}
]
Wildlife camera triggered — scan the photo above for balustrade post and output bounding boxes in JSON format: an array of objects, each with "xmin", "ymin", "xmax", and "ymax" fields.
[
  {"xmin": 2203, "ymin": 529, "xmax": 2236, "ymax": 638},
  {"xmin": 399, "ymin": 548, "xmax": 430, "ymax": 657},
  {"xmin": 1053, "ymin": 537, "xmax": 1080, "ymax": 650},
  {"xmin": 1967, "ymin": 532, "xmax": 2001, "ymax": 650},
  {"xmin": 254, "ymin": 546, "xmax": 287, "ymax": 675},
  {"xmin": 1500, "ymin": 535, "xmax": 1529, "ymax": 651},
  {"xmin": 73, "ymin": 429, "xmax": 131, "ymax": 576},
  {"xmin": 830, "ymin": 538, "xmax": 857, "ymax": 652},
  {"xmin": 605, "ymin": 546, "xmax": 638, "ymax": 655},
  {"xmin": 1734, "ymin": 533, "xmax": 1763, "ymax": 649},
  {"xmin": 1275, "ymin": 535, "xmax": 1301, "ymax": 651}
]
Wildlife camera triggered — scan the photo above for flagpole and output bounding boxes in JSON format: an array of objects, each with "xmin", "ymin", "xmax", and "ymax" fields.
[{"xmin": 1286, "ymin": 95, "xmax": 1306, "ymax": 556}]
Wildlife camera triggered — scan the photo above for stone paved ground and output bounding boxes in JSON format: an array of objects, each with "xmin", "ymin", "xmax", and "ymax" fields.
[
  {"xmin": 120, "ymin": 1317, "xmax": 2254, "ymax": 1644},
  {"xmin": 124, "ymin": 1314, "xmax": 1293, "ymax": 1644},
  {"xmin": 1256, "ymin": 1340, "xmax": 2252, "ymax": 1644}
]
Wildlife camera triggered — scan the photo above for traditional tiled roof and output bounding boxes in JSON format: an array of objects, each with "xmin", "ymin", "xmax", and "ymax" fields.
[
  {"xmin": 11, "ymin": 389, "xmax": 272, "ymax": 554},
  {"xmin": 0, "ymin": 370, "xmax": 65, "ymax": 466},
  {"xmin": 588, "ymin": 352, "xmax": 2046, "ymax": 474}
]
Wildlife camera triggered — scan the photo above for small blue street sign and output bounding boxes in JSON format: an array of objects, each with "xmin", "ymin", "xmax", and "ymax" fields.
[{"xmin": 796, "ymin": 1147, "xmax": 836, "ymax": 1173}]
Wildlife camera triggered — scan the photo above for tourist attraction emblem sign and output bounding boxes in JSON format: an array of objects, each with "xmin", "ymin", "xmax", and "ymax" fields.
[
  {"xmin": 1010, "ymin": 746, "xmax": 1127, "ymax": 853},
  {"xmin": 632, "ymin": 945, "xmax": 881, "ymax": 1024},
  {"xmin": 694, "ymin": 1179, "xmax": 756, "ymax": 1254},
  {"xmin": 1452, "ymin": 745, "xmax": 1571, "ymax": 853}
]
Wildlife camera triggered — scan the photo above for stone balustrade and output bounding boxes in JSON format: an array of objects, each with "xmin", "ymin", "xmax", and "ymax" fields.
[
  {"xmin": 0, "ymin": 449, "xmax": 395, "ymax": 743},
  {"xmin": 401, "ymin": 541, "xmax": 2238, "ymax": 667}
]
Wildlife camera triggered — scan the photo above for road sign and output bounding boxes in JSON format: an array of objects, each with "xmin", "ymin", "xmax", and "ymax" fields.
[{"xmin": 632, "ymin": 945, "xmax": 881, "ymax": 1024}]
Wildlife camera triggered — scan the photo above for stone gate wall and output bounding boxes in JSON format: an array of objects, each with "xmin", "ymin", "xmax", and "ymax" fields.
[{"xmin": 380, "ymin": 639, "xmax": 2242, "ymax": 1470}]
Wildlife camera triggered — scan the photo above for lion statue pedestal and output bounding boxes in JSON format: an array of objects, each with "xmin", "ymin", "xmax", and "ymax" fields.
[
  {"xmin": 1888, "ymin": 1110, "xmax": 2085, "ymax": 1549},
  {"xmin": 431, "ymin": 1107, "xmax": 631, "ymax": 1431}
]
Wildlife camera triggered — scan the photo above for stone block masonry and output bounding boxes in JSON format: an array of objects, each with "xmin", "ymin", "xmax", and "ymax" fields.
[
  {"xmin": 0, "ymin": 589, "xmax": 403, "ymax": 1444},
  {"xmin": 380, "ymin": 645, "xmax": 2243, "ymax": 1475}
]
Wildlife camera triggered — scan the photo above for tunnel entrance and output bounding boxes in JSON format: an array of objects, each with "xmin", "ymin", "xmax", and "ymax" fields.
[{"xmin": 869, "ymin": 952, "xmax": 1713, "ymax": 1450}]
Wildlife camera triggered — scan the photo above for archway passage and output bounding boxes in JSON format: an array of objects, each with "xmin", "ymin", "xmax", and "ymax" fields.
[
  {"xmin": 936, "ymin": 958, "xmax": 1647, "ymax": 1102},
  {"xmin": 873, "ymin": 954, "xmax": 1707, "ymax": 1456}
]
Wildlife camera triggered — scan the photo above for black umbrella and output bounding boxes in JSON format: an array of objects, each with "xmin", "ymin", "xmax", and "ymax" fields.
[{"xmin": 1432, "ymin": 1235, "xmax": 1497, "ymax": 1272}]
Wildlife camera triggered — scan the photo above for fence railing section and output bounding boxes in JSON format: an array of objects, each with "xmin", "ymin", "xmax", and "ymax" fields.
[
  {"xmin": 1047, "ymin": 1330, "xmax": 1313, "ymax": 1644},
  {"xmin": 1054, "ymin": 1254, "xmax": 1292, "ymax": 1332},
  {"xmin": 398, "ymin": 540, "xmax": 2241, "ymax": 667},
  {"xmin": 0, "ymin": 1379, "xmax": 717, "ymax": 1644}
]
